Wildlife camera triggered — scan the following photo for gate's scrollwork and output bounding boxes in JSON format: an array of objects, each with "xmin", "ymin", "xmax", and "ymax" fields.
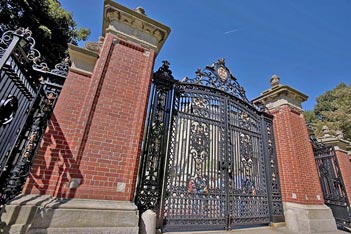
[
  {"xmin": 136, "ymin": 59, "xmax": 284, "ymax": 231},
  {"xmin": 181, "ymin": 58, "xmax": 249, "ymax": 102},
  {"xmin": 311, "ymin": 135, "xmax": 351, "ymax": 230},
  {"xmin": 0, "ymin": 28, "xmax": 68, "ymax": 205},
  {"xmin": 0, "ymin": 95, "xmax": 18, "ymax": 125},
  {"xmin": 135, "ymin": 61, "xmax": 176, "ymax": 211}
]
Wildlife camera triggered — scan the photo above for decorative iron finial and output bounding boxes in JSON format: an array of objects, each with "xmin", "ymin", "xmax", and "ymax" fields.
[
  {"xmin": 270, "ymin": 74, "xmax": 280, "ymax": 87},
  {"xmin": 154, "ymin": 60, "xmax": 174, "ymax": 80},
  {"xmin": 49, "ymin": 57, "xmax": 71, "ymax": 77},
  {"xmin": 218, "ymin": 58, "xmax": 225, "ymax": 66},
  {"xmin": 162, "ymin": 60, "xmax": 170, "ymax": 69},
  {"xmin": 32, "ymin": 57, "xmax": 71, "ymax": 78}
]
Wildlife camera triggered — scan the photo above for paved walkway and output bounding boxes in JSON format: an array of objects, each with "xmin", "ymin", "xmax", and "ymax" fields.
[{"xmin": 165, "ymin": 226, "xmax": 348, "ymax": 234}]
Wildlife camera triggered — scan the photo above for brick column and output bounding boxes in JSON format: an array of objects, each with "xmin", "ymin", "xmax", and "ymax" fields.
[
  {"xmin": 2, "ymin": 1, "xmax": 170, "ymax": 233},
  {"xmin": 253, "ymin": 75, "xmax": 337, "ymax": 233}
]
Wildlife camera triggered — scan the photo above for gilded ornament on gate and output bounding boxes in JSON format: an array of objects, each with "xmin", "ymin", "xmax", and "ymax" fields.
[{"xmin": 217, "ymin": 66, "xmax": 228, "ymax": 82}]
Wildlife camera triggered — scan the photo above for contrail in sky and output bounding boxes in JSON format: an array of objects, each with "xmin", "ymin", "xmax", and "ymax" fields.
[{"xmin": 224, "ymin": 29, "xmax": 240, "ymax": 34}]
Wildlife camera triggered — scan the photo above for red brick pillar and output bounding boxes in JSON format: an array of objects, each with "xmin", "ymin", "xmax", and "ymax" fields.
[
  {"xmin": 336, "ymin": 151, "xmax": 351, "ymax": 202},
  {"xmin": 2, "ymin": 1, "xmax": 170, "ymax": 233},
  {"xmin": 253, "ymin": 75, "xmax": 337, "ymax": 233}
]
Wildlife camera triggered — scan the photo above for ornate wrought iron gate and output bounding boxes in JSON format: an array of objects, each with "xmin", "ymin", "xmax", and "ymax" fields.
[
  {"xmin": 136, "ymin": 60, "xmax": 284, "ymax": 231},
  {"xmin": 311, "ymin": 137, "xmax": 351, "ymax": 230},
  {"xmin": 0, "ymin": 27, "xmax": 68, "ymax": 205}
]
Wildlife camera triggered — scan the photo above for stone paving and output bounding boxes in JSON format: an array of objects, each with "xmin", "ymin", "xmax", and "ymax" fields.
[{"xmin": 165, "ymin": 226, "xmax": 348, "ymax": 234}]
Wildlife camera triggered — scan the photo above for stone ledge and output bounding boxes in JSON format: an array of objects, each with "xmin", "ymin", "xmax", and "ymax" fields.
[
  {"xmin": 283, "ymin": 202, "xmax": 337, "ymax": 233},
  {"xmin": 28, "ymin": 227, "xmax": 138, "ymax": 234},
  {"xmin": 46, "ymin": 197, "xmax": 138, "ymax": 211},
  {"xmin": 68, "ymin": 43, "xmax": 99, "ymax": 75},
  {"xmin": 1, "ymin": 195, "xmax": 139, "ymax": 234},
  {"xmin": 4, "ymin": 194, "xmax": 53, "ymax": 206}
]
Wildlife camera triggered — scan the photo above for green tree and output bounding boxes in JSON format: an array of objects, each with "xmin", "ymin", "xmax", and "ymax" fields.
[
  {"xmin": 306, "ymin": 83, "xmax": 351, "ymax": 141},
  {"xmin": 0, "ymin": 0, "xmax": 90, "ymax": 67}
]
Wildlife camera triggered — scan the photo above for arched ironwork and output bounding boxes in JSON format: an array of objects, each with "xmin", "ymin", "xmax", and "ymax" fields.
[
  {"xmin": 136, "ymin": 60, "xmax": 284, "ymax": 231},
  {"xmin": 181, "ymin": 58, "xmax": 250, "ymax": 104}
]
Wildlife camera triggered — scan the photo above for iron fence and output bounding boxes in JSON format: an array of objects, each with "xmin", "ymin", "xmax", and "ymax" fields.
[
  {"xmin": 311, "ymin": 134, "xmax": 351, "ymax": 231},
  {"xmin": 0, "ymin": 27, "xmax": 69, "ymax": 205}
]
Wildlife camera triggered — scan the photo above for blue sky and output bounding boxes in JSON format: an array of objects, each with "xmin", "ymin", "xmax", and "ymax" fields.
[{"xmin": 60, "ymin": 0, "xmax": 351, "ymax": 110}]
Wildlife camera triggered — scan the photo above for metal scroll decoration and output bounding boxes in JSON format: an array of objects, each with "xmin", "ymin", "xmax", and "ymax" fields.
[
  {"xmin": 264, "ymin": 119, "xmax": 284, "ymax": 217},
  {"xmin": 181, "ymin": 58, "xmax": 250, "ymax": 103},
  {"xmin": 49, "ymin": 58, "xmax": 70, "ymax": 77},
  {"xmin": 310, "ymin": 134, "xmax": 351, "ymax": 230},
  {"xmin": 0, "ymin": 27, "xmax": 70, "ymax": 76},
  {"xmin": 0, "ymin": 27, "xmax": 41, "ymax": 63},
  {"xmin": 239, "ymin": 132, "xmax": 255, "ymax": 195},
  {"xmin": 189, "ymin": 121, "xmax": 210, "ymax": 193},
  {"xmin": 0, "ymin": 96, "xmax": 18, "ymax": 126},
  {"xmin": 0, "ymin": 91, "xmax": 58, "ymax": 204},
  {"xmin": 0, "ymin": 27, "xmax": 68, "ymax": 205},
  {"xmin": 135, "ymin": 61, "xmax": 176, "ymax": 212}
]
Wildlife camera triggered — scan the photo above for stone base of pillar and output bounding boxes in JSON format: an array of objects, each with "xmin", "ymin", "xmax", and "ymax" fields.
[
  {"xmin": 283, "ymin": 202, "xmax": 337, "ymax": 233},
  {"xmin": 0, "ymin": 195, "xmax": 139, "ymax": 234}
]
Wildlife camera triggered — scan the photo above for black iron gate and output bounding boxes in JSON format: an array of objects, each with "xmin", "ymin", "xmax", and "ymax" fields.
[
  {"xmin": 311, "ymin": 136, "xmax": 351, "ymax": 230},
  {"xmin": 136, "ymin": 60, "xmax": 284, "ymax": 231},
  {"xmin": 0, "ymin": 27, "xmax": 68, "ymax": 205}
]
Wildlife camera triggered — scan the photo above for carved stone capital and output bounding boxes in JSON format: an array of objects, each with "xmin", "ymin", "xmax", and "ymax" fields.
[
  {"xmin": 103, "ymin": 0, "xmax": 170, "ymax": 54},
  {"xmin": 253, "ymin": 76, "xmax": 308, "ymax": 111}
]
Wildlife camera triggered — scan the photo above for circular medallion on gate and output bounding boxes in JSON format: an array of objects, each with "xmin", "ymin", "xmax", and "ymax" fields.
[
  {"xmin": 217, "ymin": 66, "xmax": 228, "ymax": 82},
  {"xmin": 0, "ymin": 95, "xmax": 19, "ymax": 126}
]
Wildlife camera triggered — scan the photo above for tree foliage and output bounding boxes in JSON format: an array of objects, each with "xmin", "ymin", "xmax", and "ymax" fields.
[
  {"xmin": 306, "ymin": 83, "xmax": 351, "ymax": 141},
  {"xmin": 0, "ymin": 0, "xmax": 90, "ymax": 67}
]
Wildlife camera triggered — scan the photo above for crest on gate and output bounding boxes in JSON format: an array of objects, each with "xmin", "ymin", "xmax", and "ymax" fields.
[{"xmin": 181, "ymin": 58, "xmax": 250, "ymax": 104}]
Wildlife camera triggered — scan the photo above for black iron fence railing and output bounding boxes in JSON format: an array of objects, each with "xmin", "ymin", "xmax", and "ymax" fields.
[
  {"xmin": 0, "ymin": 27, "xmax": 69, "ymax": 205},
  {"xmin": 310, "ymin": 134, "xmax": 351, "ymax": 232}
]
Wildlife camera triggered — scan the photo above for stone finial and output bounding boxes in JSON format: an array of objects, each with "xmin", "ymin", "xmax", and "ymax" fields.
[
  {"xmin": 322, "ymin": 125, "xmax": 331, "ymax": 138},
  {"xmin": 336, "ymin": 130, "xmax": 344, "ymax": 140},
  {"xmin": 83, "ymin": 36, "xmax": 105, "ymax": 54},
  {"xmin": 135, "ymin": 6, "xmax": 146, "ymax": 15},
  {"xmin": 84, "ymin": 42, "xmax": 101, "ymax": 53},
  {"xmin": 270, "ymin": 74, "xmax": 280, "ymax": 87}
]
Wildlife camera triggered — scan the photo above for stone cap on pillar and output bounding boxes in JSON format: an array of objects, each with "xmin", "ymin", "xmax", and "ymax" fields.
[
  {"xmin": 68, "ymin": 44, "xmax": 99, "ymax": 76},
  {"xmin": 103, "ymin": 0, "xmax": 171, "ymax": 54},
  {"xmin": 252, "ymin": 74, "xmax": 308, "ymax": 111},
  {"xmin": 319, "ymin": 126, "xmax": 351, "ymax": 152}
]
